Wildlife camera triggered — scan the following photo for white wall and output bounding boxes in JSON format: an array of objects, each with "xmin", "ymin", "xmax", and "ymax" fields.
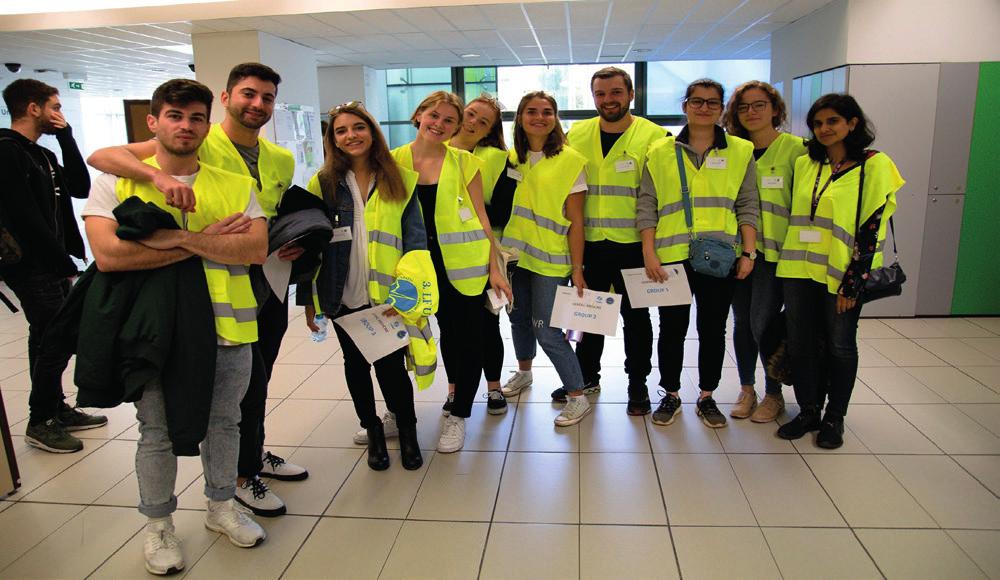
[
  {"xmin": 770, "ymin": 0, "xmax": 850, "ymax": 103},
  {"xmin": 191, "ymin": 30, "xmax": 263, "ymax": 123},
  {"xmin": 847, "ymin": 0, "xmax": 1000, "ymax": 64},
  {"xmin": 317, "ymin": 66, "xmax": 366, "ymax": 114}
]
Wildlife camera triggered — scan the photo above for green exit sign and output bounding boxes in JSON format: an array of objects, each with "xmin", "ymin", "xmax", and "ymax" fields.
[{"xmin": 68, "ymin": 81, "xmax": 83, "ymax": 90}]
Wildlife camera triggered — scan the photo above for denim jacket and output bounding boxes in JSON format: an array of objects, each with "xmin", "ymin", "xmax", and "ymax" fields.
[{"xmin": 297, "ymin": 176, "xmax": 426, "ymax": 316}]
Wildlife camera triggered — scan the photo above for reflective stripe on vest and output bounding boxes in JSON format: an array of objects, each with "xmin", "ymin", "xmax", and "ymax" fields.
[
  {"xmin": 644, "ymin": 134, "xmax": 754, "ymax": 264},
  {"xmin": 115, "ymin": 159, "xmax": 259, "ymax": 343},
  {"xmin": 777, "ymin": 152, "xmax": 903, "ymax": 294},
  {"xmin": 567, "ymin": 116, "xmax": 665, "ymax": 243},
  {"xmin": 198, "ymin": 123, "xmax": 295, "ymax": 219},
  {"xmin": 364, "ymin": 168, "xmax": 420, "ymax": 303},
  {"xmin": 501, "ymin": 146, "xmax": 588, "ymax": 277},
  {"xmin": 392, "ymin": 144, "xmax": 490, "ymax": 296},
  {"xmin": 755, "ymin": 133, "xmax": 807, "ymax": 261}
]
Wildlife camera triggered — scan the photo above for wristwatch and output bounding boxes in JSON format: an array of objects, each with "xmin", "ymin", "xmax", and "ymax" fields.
[{"xmin": 741, "ymin": 250, "xmax": 757, "ymax": 260}]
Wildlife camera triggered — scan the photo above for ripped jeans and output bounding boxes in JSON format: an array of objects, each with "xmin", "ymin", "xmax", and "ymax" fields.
[{"xmin": 509, "ymin": 265, "xmax": 584, "ymax": 392}]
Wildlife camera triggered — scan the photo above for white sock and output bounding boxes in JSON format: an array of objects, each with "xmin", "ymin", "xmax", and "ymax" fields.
[{"xmin": 519, "ymin": 370, "xmax": 532, "ymax": 378}]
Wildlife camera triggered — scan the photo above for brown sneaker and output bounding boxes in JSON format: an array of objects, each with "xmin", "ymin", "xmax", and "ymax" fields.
[
  {"xmin": 750, "ymin": 393, "xmax": 785, "ymax": 423},
  {"xmin": 730, "ymin": 390, "xmax": 758, "ymax": 419}
]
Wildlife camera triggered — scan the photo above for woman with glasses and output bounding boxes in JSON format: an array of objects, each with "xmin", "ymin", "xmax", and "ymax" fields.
[
  {"xmin": 637, "ymin": 78, "xmax": 760, "ymax": 430},
  {"xmin": 776, "ymin": 94, "xmax": 903, "ymax": 449},
  {"xmin": 722, "ymin": 81, "xmax": 807, "ymax": 423},
  {"xmin": 501, "ymin": 91, "xmax": 591, "ymax": 426},
  {"xmin": 393, "ymin": 91, "xmax": 512, "ymax": 453},
  {"xmin": 445, "ymin": 94, "xmax": 518, "ymax": 417},
  {"xmin": 300, "ymin": 102, "xmax": 424, "ymax": 471}
]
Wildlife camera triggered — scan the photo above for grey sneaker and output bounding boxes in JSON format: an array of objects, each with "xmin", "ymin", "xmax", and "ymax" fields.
[
  {"xmin": 651, "ymin": 393, "xmax": 682, "ymax": 426},
  {"xmin": 354, "ymin": 411, "xmax": 398, "ymax": 445},
  {"xmin": 57, "ymin": 404, "xmax": 108, "ymax": 432},
  {"xmin": 554, "ymin": 396, "xmax": 592, "ymax": 427},
  {"xmin": 25, "ymin": 419, "xmax": 83, "ymax": 453},
  {"xmin": 696, "ymin": 396, "xmax": 727, "ymax": 428}
]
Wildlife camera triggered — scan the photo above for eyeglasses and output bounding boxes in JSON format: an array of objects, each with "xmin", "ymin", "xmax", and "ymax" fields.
[
  {"xmin": 685, "ymin": 97, "xmax": 723, "ymax": 110},
  {"xmin": 736, "ymin": 100, "xmax": 770, "ymax": 114},
  {"xmin": 329, "ymin": 100, "xmax": 364, "ymax": 115}
]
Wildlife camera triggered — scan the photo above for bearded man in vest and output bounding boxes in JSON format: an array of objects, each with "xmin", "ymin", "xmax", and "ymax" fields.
[
  {"xmin": 563, "ymin": 67, "xmax": 670, "ymax": 415},
  {"xmin": 83, "ymin": 78, "xmax": 269, "ymax": 575},
  {"xmin": 89, "ymin": 63, "xmax": 305, "ymax": 517}
]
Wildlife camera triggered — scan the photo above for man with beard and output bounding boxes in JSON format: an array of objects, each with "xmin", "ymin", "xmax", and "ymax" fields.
[
  {"xmin": 0, "ymin": 78, "xmax": 107, "ymax": 453},
  {"xmin": 563, "ymin": 67, "xmax": 670, "ymax": 416},
  {"xmin": 83, "ymin": 78, "xmax": 268, "ymax": 574},
  {"xmin": 88, "ymin": 63, "xmax": 303, "ymax": 518}
]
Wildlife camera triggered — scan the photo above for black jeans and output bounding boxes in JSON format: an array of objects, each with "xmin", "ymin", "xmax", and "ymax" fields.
[
  {"xmin": 331, "ymin": 305, "xmax": 417, "ymax": 430},
  {"xmin": 431, "ymin": 246, "xmax": 485, "ymax": 419},
  {"xmin": 481, "ymin": 291, "xmax": 503, "ymax": 383},
  {"xmin": 6, "ymin": 271, "xmax": 71, "ymax": 425},
  {"xmin": 657, "ymin": 261, "xmax": 736, "ymax": 393},
  {"xmin": 237, "ymin": 287, "xmax": 289, "ymax": 479},
  {"xmin": 731, "ymin": 257, "xmax": 783, "ymax": 395},
  {"xmin": 575, "ymin": 241, "xmax": 653, "ymax": 387},
  {"xmin": 783, "ymin": 278, "xmax": 862, "ymax": 418}
]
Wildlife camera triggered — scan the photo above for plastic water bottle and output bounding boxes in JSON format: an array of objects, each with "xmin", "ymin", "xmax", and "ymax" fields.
[{"xmin": 311, "ymin": 314, "xmax": 328, "ymax": 343}]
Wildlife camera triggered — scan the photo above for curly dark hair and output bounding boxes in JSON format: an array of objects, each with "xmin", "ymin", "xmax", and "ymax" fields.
[
  {"xmin": 805, "ymin": 93, "xmax": 876, "ymax": 162},
  {"xmin": 723, "ymin": 80, "xmax": 787, "ymax": 138}
]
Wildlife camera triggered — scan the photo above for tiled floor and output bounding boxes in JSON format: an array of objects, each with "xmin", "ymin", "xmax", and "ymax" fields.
[{"xmin": 1, "ymin": 285, "xmax": 998, "ymax": 579}]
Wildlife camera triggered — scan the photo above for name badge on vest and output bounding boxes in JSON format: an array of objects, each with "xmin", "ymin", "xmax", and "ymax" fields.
[
  {"xmin": 761, "ymin": 176, "xmax": 784, "ymax": 188},
  {"xmin": 331, "ymin": 226, "xmax": 352, "ymax": 243},
  {"xmin": 459, "ymin": 207, "xmax": 474, "ymax": 222},
  {"xmin": 706, "ymin": 157, "xmax": 727, "ymax": 170},
  {"xmin": 615, "ymin": 159, "xmax": 636, "ymax": 173},
  {"xmin": 507, "ymin": 167, "xmax": 523, "ymax": 182},
  {"xmin": 799, "ymin": 229, "xmax": 821, "ymax": 243}
]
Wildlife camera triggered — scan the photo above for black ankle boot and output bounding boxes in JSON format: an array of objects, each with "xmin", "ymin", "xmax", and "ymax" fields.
[
  {"xmin": 776, "ymin": 406, "xmax": 821, "ymax": 440},
  {"xmin": 366, "ymin": 421, "xmax": 390, "ymax": 471},
  {"xmin": 398, "ymin": 424, "xmax": 423, "ymax": 470},
  {"xmin": 816, "ymin": 414, "xmax": 845, "ymax": 449}
]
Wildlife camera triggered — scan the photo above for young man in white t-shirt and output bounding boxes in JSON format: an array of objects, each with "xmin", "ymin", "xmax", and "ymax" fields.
[{"xmin": 83, "ymin": 79, "xmax": 268, "ymax": 576}]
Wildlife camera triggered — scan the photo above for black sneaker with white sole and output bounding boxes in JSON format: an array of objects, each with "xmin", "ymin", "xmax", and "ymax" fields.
[
  {"xmin": 651, "ymin": 393, "xmax": 682, "ymax": 426},
  {"xmin": 260, "ymin": 451, "xmax": 308, "ymax": 481},
  {"xmin": 696, "ymin": 396, "xmax": 727, "ymax": 428},
  {"xmin": 485, "ymin": 390, "xmax": 508, "ymax": 415},
  {"xmin": 550, "ymin": 382, "xmax": 601, "ymax": 403},
  {"xmin": 57, "ymin": 404, "xmax": 108, "ymax": 432},
  {"xmin": 234, "ymin": 476, "xmax": 286, "ymax": 517},
  {"xmin": 25, "ymin": 419, "xmax": 83, "ymax": 453}
]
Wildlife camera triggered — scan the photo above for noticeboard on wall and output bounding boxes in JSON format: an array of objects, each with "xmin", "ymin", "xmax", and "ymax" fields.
[{"xmin": 271, "ymin": 103, "xmax": 322, "ymax": 188}]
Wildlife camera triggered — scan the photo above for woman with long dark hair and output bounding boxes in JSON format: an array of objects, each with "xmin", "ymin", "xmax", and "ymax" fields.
[
  {"xmin": 722, "ymin": 81, "xmax": 807, "ymax": 423},
  {"xmin": 776, "ymin": 93, "xmax": 904, "ymax": 449},
  {"xmin": 300, "ymin": 101, "xmax": 424, "ymax": 471}
]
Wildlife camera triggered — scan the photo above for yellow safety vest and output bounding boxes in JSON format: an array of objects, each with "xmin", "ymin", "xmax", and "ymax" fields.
[
  {"xmin": 473, "ymin": 145, "xmax": 508, "ymax": 206},
  {"xmin": 755, "ymin": 133, "xmax": 808, "ymax": 262},
  {"xmin": 644, "ymin": 134, "xmax": 754, "ymax": 263},
  {"xmin": 391, "ymin": 143, "xmax": 490, "ymax": 296},
  {"xmin": 199, "ymin": 123, "xmax": 295, "ymax": 219},
  {"xmin": 115, "ymin": 158, "xmax": 260, "ymax": 344},
  {"xmin": 501, "ymin": 147, "xmax": 588, "ymax": 277},
  {"xmin": 389, "ymin": 250, "xmax": 439, "ymax": 390},
  {"xmin": 777, "ymin": 152, "xmax": 903, "ymax": 294},
  {"xmin": 567, "ymin": 116, "xmax": 665, "ymax": 244}
]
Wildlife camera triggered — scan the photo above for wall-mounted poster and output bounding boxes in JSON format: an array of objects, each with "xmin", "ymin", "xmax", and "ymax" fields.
[{"xmin": 271, "ymin": 103, "xmax": 322, "ymax": 188}]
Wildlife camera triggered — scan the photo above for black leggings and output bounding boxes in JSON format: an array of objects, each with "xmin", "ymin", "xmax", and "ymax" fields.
[{"xmin": 432, "ymin": 246, "xmax": 485, "ymax": 418}]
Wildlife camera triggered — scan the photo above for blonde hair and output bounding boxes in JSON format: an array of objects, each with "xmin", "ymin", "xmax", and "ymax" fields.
[{"xmin": 410, "ymin": 90, "xmax": 464, "ymax": 135}]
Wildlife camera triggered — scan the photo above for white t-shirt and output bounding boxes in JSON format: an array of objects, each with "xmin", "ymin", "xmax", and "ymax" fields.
[
  {"xmin": 340, "ymin": 170, "xmax": 372, "ymax": 309},
  {"xmin": 83, "ymin": 172, "xmax": 265, "ymax": 222}
]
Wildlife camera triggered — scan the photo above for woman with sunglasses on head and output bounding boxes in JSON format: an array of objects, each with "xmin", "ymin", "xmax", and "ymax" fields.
[
  {"xmin": 776, "ymin": 94, "xmax": 903, "ymax": 449},
  {"xmin": 445, "ymin": 94, "xmax": 518, "ymax": 417},
  {"xmin": 393, "ymin": 91, "xmax": 512, "ymax": 453},
  {"xmin": 722, "ymin": 81, "xmax": 807, "ymax": 423},
  {"xmin": 501, "ymin": 91, "xmax": 590, "ymax": 426},
  {"xmin": 637, "ymin": 78, "xmax": 759, "ymax": 430},
  {"xmin": 299, "ymin": 102, "xmax": 425, "ymax": 471}
]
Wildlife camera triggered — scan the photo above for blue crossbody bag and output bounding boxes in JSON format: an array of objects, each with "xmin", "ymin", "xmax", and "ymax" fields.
[{"xmin": 674, "ymin": 144, "xmax": 737, "ymax": 278}]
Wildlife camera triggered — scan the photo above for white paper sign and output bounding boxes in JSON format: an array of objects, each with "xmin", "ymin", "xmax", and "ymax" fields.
[
  {"xmin": 620, "ymin": 266, "xmax": 693, "ymax": 308},
  {"xmin": 706, "ymin": 156, "xmax": 728, "ymax": 169},
  {"xmin": 332, "ymin": 306, "xmax": 410, "ymax": 364},
  {"xmin": 761, "ymin": 175, "xmax": 784, "ymax": 188},
  {"xmin": 550, "ymin": 287, "xmax": 622, "ymax": 337},
  {"xmin": 486, "ymin": 288, "xmax": 510, "ymax": 314},
  {"xmin": 262, "ymin": 252, "xmax": 293, "ymax": 302}
]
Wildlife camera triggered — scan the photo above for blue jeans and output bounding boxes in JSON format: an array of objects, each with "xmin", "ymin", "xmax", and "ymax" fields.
[
  {"xmin": 731, "ymin": 256, "xmax": 783, "ymax": 395},
  {"xmin": 509, "ymin": 266, "xmax": 584, "ymax": 392},
  {"xmin": 783, "ymin": 278, "xmax": 861, "ymax": 418},
  {"xmin": 135, "ymin": 344, "xmax": 251, "ymax": 518}
]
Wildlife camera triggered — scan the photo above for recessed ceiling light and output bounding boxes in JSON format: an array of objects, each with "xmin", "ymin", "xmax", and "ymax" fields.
[
  {"xmin": 632, "ymin": 48, "xmax": 652, "ymax": 54},
  {"xmin": 460, "ymin": 53, "xmax": 480, "ymax": 58}
]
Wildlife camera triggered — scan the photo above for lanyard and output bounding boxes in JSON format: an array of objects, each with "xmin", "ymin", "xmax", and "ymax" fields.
[{"xmin": 810, "ymin": 160, "xmax": 843, "ymax": 221}]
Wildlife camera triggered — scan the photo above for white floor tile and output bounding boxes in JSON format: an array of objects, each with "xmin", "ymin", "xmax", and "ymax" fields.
[
  {"xmin": 880, "ymin": 455, "xmax": 1000, "ymax": 529},
  {"xmin": 508, "ymin": 401, "xmax": 579, "ymax": 452},
  {"xmin": 265, "ymin": 363, "xmax": 321, "ymax": 398},
  {"xmin": 844, "ymin": 404, "xmax": 941, "ymax": 454},
  {"xmin": 962, "ymin": 366, "xmax": 1000, "ymax": 392},
  {"xmin": 857, "ymin": 529, "xmax": 986, "ymax": 579},
  {"xmin": 953, "ymin": 455, "xmax": 1000, "ymax": 496},
  {"xmin": 729, "ymin": 454, "xmax": 845, "ymax": 527},
  {"xmin": 654, "ymin": 453, "xmax": 756, "ymax": 526},
  {"xmin": 672, "ymin": 526, "xmax": 780, "ymax": 580},
  {"xmin": 23, "ymin": 439, "xmax": 135, "ymax": 504},
  {"xmin": 946, "ymin": 530, "xmax": 1000, "ymax": 579},
  {"xmin": 902, "ymin": 366, "xmax": 1000, "ymax": 403},
  {"xmin": 408, "ymin": 451, "xmax": 504, "ymax": 521},
  {"xmin": 493, "ymin": 452, "xmax": 579, "ymax": 524},
  {"xmin": 856, "ymin": 367, "xmax": 946, "ymax": 403},
  {"xmin": 326, "ymin": 451, "xmax": 433, "ymax": 519},
  {"xmin": 380, "ymin": 520, "xmax": 488, "ymax": 580},
  {"xmin": 283, "ymin": 517, "xmax": 402, "ymax": 580},
  {"xmin": 914, "ymin": 338, "xmax": 999, "ymax": 366},
  {"xmin": 286, "ymin": 363, "xmax": 349, "ymax": 399},
  {"xmin": 579, "ymin": 403, "xmax": 650, "ymax": 452},
  {"xmin": 184, "ymin": 514, "xmax": 318, "ymax": 579},
  {"xmin": 894, "ymin": 404, "xmax": 1000, "ymax": 454},
  {"xmin": 263, "ymin": 447, "xmax": 361, "ymax": 516},
  {"xmin": 647, "ymin": 404, "xmax": 725, "ymax": 454},
  {"xmin": 265, "ymin": 399, "xmax": 339, "ymax": 447},
  {"xmin": 580, "ymin": 453, "xmax": 666, "ymax": 525},
  {"xmin": 865, "ymin": 338, "xmax": 945, "ymax": 366},
  {"xmin": 764, "ymin": 527, "xmax": 881, "ymax": 579},
  {"xmin": 580, "ymin": 525, "xmax": 678, "ymax": 580},
  {"xmin": 480, "ymin": 523, "xmax": 578, "ymax": 580},
  {"xmin": 0, "ymin": 502, "xmax": 85, "ymax": 570},
  {"xmin": 956, "ymin": 403, "xmax": 1000, "ymax": 435},
  {"xmin": 718, "ymin": 405, "xmax": 797, "ymax": 453}
]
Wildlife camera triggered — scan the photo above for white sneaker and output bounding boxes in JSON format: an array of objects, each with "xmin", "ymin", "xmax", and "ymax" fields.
[
  {"xmin": 143, "ymin": 517, "xmax": 184, "ymax": 575},
  {"xmin": 234, "ymin": 476, "xmax": 286, "ymax": 517},
  {"xmin": 500, "ymin": 370, "xmax": 533, "ymax": 397},
  {"xmin": 353, "ymin": 411, "xmax": 398, "ymax": 445},
  {"xmin": 554, "ymin": 395, "xmax": 592, "ymax": 427},
  {"xmin": 205, "ymin": 499, "xmax": 266, "ymax": 548},
  {"xmin": 260, "ymin": 451, "xmax": 308, "ymax": 481},
  {"xmin": 437, "ymin": 415, "xmax": 466, "ymax": 453}
]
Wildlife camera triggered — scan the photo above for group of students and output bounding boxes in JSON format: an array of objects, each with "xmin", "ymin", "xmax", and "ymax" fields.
[{"xmin": 1, "ymin": 61, "xmax": 901, "ymax": 575}]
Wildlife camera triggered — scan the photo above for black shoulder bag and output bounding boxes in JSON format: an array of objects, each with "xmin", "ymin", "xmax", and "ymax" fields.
[{"xmin": 854, "ymin": 157, "xmax": 905, "ymax": 303}]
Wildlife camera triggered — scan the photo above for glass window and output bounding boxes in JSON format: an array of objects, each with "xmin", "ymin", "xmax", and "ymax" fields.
[
  {"xmin": 646, "ymin": 60, "xmax": 770, "ymax": 116},
  {"xmin": 387, "ymin": 123, "xmax": 417, "ymax": 149},
  {"xmin": 386, "ymin": 67, "xmax": 451, "ymax": 85},
  {"xmin": 385, "ymin": 67, "xmax": 455, "ymax": 147},
  {"xmin": 497, "ymin": 63, "xmax": 636, "ymax": 112},
  {"xmin": 464, "ymin": 66, "xmax": 497, "ymax": 99},
  {"xmin": 387, "ymin": 84, "xmax": 452, "ymax": 123}
]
